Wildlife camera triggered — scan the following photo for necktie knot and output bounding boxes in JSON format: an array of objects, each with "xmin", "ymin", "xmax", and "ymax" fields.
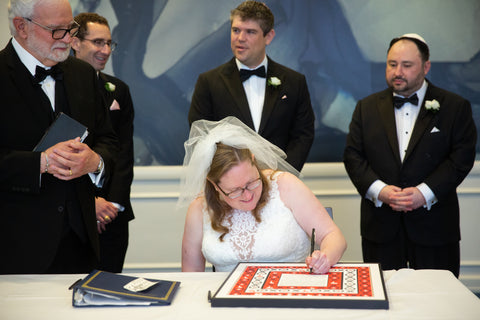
[
  {"xmin": 393, "ymin": 93, "xmax": 419, "ymax": 109},
  {"xmin": 239, "ymin": 66, "xmax": 266, "ymax": 82},
  {"xmin": 34, "ymin": 65, "xmax": 63, "ymax": 83}
]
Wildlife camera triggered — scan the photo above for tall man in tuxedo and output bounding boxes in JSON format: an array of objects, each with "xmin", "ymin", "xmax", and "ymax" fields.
[
  {"xmin": 72, "ymin": 12, "xmax": 135, "ymax": 273},
  {"xmin": 0, "ymin": 0, "xmax": 118, "ymax": 274},
  {"xmin": 188, "ymin": 1, "xmax": 314, "ymax": 171},
  {"xmin": 344, "ymin": 34, "xmax": 477, "ymax": 277}
]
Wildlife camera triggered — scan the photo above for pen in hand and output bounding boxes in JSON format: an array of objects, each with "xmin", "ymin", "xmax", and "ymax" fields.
[{"xmin": 310, "ymin": 228, "xmax": 315, "ymax": 273}]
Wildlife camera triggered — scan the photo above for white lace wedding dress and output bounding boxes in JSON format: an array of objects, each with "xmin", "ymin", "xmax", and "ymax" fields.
[{"xmin": 202, "ymin": 172, "xmax": 310, "ymax": 272}]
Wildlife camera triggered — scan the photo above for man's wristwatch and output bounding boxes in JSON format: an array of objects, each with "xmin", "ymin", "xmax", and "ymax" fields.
[{"xmin": 95, "ymin": 155, "xmax": 104, "ymax": 174}]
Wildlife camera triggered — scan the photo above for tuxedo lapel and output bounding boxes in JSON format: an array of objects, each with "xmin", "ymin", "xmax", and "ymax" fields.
[
  {"xmin": 5, "ymin": 42, "xmax": 54, "ymax": 125},
  {"xmin": 59, "ymin": 59, "xmax": 92, "ymax": 122},
  {"xmin": 404, "ymin": 84, "xmax": 436, "ymax": 161},
  {"xmin": 57, "ymin": 60, "xmax": 77, "ymax": 118},
  {"xmin": 259, "ymin": 59, "xmax": 282, "ymax": 134},
  {"xmin": 378, "ymin": 90, "xmax": 402, "ymax": 165},
  {"xmin": 219, "ymin": 59, "xmax": 254, "ymax": 128}
]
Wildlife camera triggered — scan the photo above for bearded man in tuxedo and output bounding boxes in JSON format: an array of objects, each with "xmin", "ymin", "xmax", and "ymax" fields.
[
  {"xmin": 344, "ymin": 33, "xmax": 477, "ymax": 278},
  {"xmin": 0, "ymin": 0, "xmax": 118, "ymax": 274}
]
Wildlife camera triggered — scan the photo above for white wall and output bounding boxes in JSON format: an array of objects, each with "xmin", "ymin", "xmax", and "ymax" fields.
[{"xmin": 126, "ymin": 161, "xmax": 480, "ymax": 292}]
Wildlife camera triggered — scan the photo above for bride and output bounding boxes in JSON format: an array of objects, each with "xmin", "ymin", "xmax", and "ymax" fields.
[{"xmin": 178, "ymin": 117, "xmax": 346, "ymax": 273}]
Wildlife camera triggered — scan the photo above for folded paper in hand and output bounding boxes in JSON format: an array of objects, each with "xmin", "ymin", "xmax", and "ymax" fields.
[
  {"xmin": 71, "ymin": 270, "xmax": 180, "ymax": 307},
  {"xmin": 33, "ymin": 112, "xmax": 88, "ymax": 151}
]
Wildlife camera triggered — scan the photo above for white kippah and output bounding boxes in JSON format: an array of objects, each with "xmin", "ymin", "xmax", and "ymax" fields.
[{"xmin": 400, "ymin": 33, "xmax": 427, "ymax": 45}]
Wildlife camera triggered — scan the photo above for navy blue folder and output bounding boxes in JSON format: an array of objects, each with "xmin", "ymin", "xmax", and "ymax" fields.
[
  {"xmin": 33, "ymin": 112, "xmax": 88, "ymax": 151},
  {"xmin": 72, "ymin": 270, "xmax": 180, "ymax": 307}
]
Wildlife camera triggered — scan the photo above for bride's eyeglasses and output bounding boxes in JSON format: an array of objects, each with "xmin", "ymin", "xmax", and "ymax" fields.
[{"xmin": 217, "ymin": 177, "xmax": 262, "ymax": 199}]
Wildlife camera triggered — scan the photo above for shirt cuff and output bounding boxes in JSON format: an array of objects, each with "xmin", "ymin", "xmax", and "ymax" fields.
[
  {"xmin": 88, "ymin": 155, "xmax": 105, "ymax": 187},
  {"xmin": 112, "ymin": 202, "xmax": 125, "ymax": 212},
  {"xmin": 417, "ymin": 183, "xmax": 437, "ymax": 211},
  {"xmin": 88, "ymin": 167, "xmax": 105, "ymax": 187},
  {"xmin": 366, "ymin": 180, "xmax": 387, "ymax": 207}
]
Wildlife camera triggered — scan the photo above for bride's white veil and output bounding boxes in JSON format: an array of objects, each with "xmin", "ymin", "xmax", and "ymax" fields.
[{"xmin": 176, "ymin": 116, "xmax": 299, "ymax": 209}]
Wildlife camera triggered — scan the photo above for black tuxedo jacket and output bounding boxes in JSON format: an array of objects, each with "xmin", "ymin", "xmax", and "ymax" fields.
[
  {"xmin": 97, "ymin": 72, "xmax": 134, "ymax": 222},
  {"xmin": 344, "ymin": 81, "xmax": 477, "ymax": 246},
  {"xmin": 0, "ymin": 40, "xmax": 118, "ymax": 273},
  {"xmin": 189, "ymin": 57, "xmax": 314, "ymax": 171}
]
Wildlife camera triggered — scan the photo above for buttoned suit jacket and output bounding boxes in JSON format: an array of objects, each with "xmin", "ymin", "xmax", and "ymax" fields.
[
  {"xmin": 97, "ymin": 72, "xmax": 134, "ymax": 222},
  {"xmin": 0, "ymin": 40, "xmax": 118, "ymax": 274},
  {"xmin": 343, "ymin": 80, "xmax": 477, "ymax": 246},
  {"xmin": 189, "ymin": 57, "xmax": 315, "ymax": 171}
]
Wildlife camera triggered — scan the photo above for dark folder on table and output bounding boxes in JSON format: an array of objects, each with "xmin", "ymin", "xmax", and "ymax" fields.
[
  {"xmin": 33, "ymin": 112, "xmax": 88, "ymax": 151},
  {"xmin": 71, "ymin": 270, "xmax": 180, "ymax": 307}
]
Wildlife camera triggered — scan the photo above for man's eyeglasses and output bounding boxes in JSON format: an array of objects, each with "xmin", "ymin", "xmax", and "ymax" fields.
[
  {"xmin": 23, "ymin": 17, "xmax": 79, "ymax": 40},
  {"xmin": 217, "ymin": 177, "xmax": 262, "ymax": 199},
  {"xmin": 78, "ymin": 38, "xmax": 117, "ymax": 51}
]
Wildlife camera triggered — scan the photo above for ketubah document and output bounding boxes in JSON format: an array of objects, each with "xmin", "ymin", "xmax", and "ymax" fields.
[
  {"xmin": 210, "ymin": 262, "xmax": 389, "ymax": 309},
  {"xmin": 71, "ymin": 270, "xmax": 180, "ymax": 307},
  {"xmin": 33, "ymin": 112, "xmax": 88, "ymax": 151}
]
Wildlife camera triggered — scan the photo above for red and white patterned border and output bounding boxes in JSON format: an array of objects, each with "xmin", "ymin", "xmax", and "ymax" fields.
[{"xmin": 229, "ymin": 265, "xmax": 373, "ymax": 297}]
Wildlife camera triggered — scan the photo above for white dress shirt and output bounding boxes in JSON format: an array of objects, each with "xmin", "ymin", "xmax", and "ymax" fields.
[{"xmin": 236, "ymin": 56, "xmax": 268, "ymax": 132}]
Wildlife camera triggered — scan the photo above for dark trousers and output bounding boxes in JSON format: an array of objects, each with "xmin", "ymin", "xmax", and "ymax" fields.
[
  {"xmin": 362, "ymin": 220, "xmax": 460, "ymax": 278},
  {"xmin": 46, "ymin": 227, "xmax": 96, "ymax": 274},
  {"xmin": 97, "ymin": 213, "xmax": 129, "ymax": 273}
]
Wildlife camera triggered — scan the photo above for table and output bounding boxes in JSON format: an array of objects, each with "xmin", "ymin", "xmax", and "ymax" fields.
[{"xmin": 1, "ymin": 269, "xmax": 479, "ymax": 320}]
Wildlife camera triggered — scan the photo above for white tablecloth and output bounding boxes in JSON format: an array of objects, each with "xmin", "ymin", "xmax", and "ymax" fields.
[{"xmin": 1, "ymin": 269, "xmax": 479, "ymax": 320}]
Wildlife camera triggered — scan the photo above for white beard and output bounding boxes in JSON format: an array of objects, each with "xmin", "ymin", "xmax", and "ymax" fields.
[{"xmin": 26, "ymin": 33, "xmax": 70, "ymax": 63}]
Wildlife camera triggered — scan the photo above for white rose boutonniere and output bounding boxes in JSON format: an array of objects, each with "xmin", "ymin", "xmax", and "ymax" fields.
[
  {"xmin": 425, "ymin": 99, "xmax": 440, "ymax": 113},
  {"xmin": 267, "ymin": 76, "xmax": 281, "ymax": 88},
  {"xmin": 105, "ymin": 82, "xmax": 116, "ymax": 92}
]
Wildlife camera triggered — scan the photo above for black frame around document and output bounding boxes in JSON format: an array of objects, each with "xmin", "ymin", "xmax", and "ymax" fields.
[{"xmin": 210, "ymin": 262, "xmax": 389, "ymax": 309}]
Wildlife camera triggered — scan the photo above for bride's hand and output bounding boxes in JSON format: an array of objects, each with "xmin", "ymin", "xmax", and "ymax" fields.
[{"xmin": 306, "ymin": 250, "xmax": 332, "ymax": 274}]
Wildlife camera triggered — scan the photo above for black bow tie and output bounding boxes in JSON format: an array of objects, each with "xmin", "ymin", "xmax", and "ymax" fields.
[
  {"xmin": 239, "ymin": 66, "xmax": 266, "ymax": 82},
  {"xmin": 34, "ymin": 65, "xmax": 63, "ymax": 83},
  {"xmin": 393, "ymin": 93, "xmax": 419, "ymax": 109}
]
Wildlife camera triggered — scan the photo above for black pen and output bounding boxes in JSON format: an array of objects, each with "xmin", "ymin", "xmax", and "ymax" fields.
[{"xmin": 310, "ymin": 228, "xmax": 315, "ymax": 273}]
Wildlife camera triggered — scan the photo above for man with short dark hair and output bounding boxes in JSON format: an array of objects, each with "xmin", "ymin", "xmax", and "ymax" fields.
[
  {"xmin": 73, "ymin": 12, "xmax": 135, "ymax": 273},
  {"xmin": 189, "ymin": 0, "xmax": 314, "ymax": 171}
]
